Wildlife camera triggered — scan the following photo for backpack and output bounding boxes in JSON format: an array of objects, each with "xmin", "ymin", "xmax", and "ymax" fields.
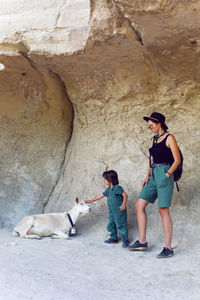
[
  {"xmin": 172, "ymin": 148, "xmax": 183, "ymax": 182},
  {"xmin": 167, "ymin": 133, "xmax": 183, "ymax": 191}
]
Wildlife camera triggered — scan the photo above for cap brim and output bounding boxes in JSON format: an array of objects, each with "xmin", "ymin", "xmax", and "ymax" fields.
[
  {"xmin": 162, "ymin": 123, "xmax": 168, "ymax": 130},
  {"xmin": 143, "ymin": 116, "xmax": 150, "ymax": 122}
]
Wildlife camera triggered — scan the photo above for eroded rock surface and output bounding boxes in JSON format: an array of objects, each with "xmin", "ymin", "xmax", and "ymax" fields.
[
  {"xmin": 0, "ymin": 54, "xmax": 73, "ymax": 226},
  {"xmin": 0, "ymin": 0, "xmax": 199, "ymax": 228}
]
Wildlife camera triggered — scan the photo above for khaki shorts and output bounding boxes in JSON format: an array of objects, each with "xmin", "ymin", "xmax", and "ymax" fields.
[{"xmin": 139, "ymin": 164, "xmax": 174, "ymax": 208}]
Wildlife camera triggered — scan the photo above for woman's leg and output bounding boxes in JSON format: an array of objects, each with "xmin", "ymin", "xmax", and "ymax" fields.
[
  {"xmin": 159, "ymin": 207, "xmax": 173, "ymax": 249},
  {"xmin": 135, "ymin": 198, "xmax": 149, "ymax": 243}
]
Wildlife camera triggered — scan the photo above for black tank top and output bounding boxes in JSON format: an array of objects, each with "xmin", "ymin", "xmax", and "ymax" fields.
[{"xmin": 149, "ymin": 134, "xmax": 174, "ymax": 164}]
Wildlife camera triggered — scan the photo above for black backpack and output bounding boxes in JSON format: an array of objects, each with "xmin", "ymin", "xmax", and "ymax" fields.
[
  {"xmin": 173, "ymin": 148, "xmax": 183, "ymax": 182},
  {"xmin": 166, "ymin": 133, "xmax": 183, "ymax": 191}
]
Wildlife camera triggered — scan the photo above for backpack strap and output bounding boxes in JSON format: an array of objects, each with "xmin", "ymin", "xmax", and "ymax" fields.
[{"xmin": 176, "ymin": 182, "xmax": 180, "ymax": 192}]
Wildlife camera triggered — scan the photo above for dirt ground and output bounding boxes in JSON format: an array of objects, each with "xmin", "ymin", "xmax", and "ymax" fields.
[{"xmin": 0, "ymin": 217, "xmax": 200, "ymax": 300}]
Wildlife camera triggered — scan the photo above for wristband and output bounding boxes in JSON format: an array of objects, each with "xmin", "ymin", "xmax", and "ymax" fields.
[{"xmin": 167, "ymin": 171, "xmax": 171, "ymax": 176}]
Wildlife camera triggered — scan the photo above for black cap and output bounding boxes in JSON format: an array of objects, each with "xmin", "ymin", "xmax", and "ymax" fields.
[{"xmin": 143, "ymin": 112, "xmax": 168, "ymax": 130}]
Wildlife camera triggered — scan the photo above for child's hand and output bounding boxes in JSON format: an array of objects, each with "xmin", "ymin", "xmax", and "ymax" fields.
[
  {"xmin": 120, "ymin": 204, "xmax": 126, "ymax": 211},
  {"xmin": 85, "ymin": 200, "xmax": 92, "ymax": 203}
]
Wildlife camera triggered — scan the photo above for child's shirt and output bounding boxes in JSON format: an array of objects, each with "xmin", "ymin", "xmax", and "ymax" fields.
[{"xmin": 102, "ymin": 184, "xmax": 124, "ymax": 211}]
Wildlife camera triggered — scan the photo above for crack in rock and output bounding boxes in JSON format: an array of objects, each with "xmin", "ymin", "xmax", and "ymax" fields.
[{"xmin": 111, "ymin": 0, "xmax": 144, "ymax": 46}]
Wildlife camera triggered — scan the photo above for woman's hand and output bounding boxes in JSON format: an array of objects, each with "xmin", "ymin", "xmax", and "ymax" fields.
[
  {"xmin": 142, "ymin": 176, "xmax": 149, "ymax": 189},
  {"xmin": 165, "ymin": 173, "xmax": 170, "ymax": 179},
  {"xmin": 120, "ymin": 204, "xmax": 126, "ymax": 211}
]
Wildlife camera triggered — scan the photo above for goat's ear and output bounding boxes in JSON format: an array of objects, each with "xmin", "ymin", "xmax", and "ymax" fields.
[{"xmin": 76, "ymin": 197, "xmax": 79, "ymax": 203}]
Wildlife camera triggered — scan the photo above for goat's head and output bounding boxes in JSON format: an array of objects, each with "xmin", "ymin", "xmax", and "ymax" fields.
[{"xmin": 76, "ymin": 197, "xmax": 91, "ymax": 214}]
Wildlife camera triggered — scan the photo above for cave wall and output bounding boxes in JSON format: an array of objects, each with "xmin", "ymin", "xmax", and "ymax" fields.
[
  {"xmin": 0, "ymin": 54, "xmax": 73, "ymax": 226},
  {"xmin": 0, "ymin": 0, "xmax": 199, "ymax": 230}
]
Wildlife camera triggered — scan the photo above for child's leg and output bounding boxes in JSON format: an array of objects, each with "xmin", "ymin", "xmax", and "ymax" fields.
[
  {"xmin": 107, "ymin": 210, "xmax": 118, "ymax": 240},
  {"xmin": 115, "ymin": 210, "xmax": 129, "ymax": 241}
]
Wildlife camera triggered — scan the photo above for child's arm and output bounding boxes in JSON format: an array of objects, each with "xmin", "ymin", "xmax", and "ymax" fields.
[
  {"xmin": 120, "ymin": 192, "xmax": 128, "ymax": 211},
  {"xmin": 85, "ymin": 194, "xmax": 104, "ymax": 203}
]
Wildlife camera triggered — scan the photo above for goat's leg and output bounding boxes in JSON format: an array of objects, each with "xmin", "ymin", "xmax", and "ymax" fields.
[
  {"xmin": 12, "ymin": 230, "xmax": 19, "ymax": 237},
  {"xmin": 20, "ymin": 234, "xmax": 41, "ymax": 239},
  {"xmin": 13, "ymin": 217, "xmax": 36, "ymax": 238},
  {"xmin": 51, "ymin": 231, "xmax": 69, "ymax": 239}
]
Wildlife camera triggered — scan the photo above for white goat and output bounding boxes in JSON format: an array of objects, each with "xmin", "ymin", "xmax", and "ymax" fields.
[{"xmin": 12, "ymin": 198, "xmax": 91, "ymax": 239}]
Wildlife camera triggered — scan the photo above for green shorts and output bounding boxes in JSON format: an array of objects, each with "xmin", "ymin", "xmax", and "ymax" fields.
[{"xmin": 139, "ymin": 164, "xmax": 174, "ymax": 208}]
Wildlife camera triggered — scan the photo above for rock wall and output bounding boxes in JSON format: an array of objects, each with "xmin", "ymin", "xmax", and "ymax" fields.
[
  {"xmin": 0, "ymin": 53, "xmax": 73, "ymax": 226},
  {"xmin": 0, "ymin": 0, "xmax": 199, "ymax": 232}
]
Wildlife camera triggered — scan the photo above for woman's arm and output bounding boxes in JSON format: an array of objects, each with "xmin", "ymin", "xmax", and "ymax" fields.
[
  {"xmin": 166, "ymin": 135, "xmax": 181, "ymax": 177},
  {"xmin": 120, "ymin": 192, "xmax": 128, "ymax": 211},
  {"xmin": 85, "ymin": 194, "xmax": 105, "ymax": 203},
  {"xmin": 142, "ymin": 139, "xmax": 154, "ymax": 187},
  {"xmin": 146, "ymin": 164, "xmax": 151, "ymax": 178}
]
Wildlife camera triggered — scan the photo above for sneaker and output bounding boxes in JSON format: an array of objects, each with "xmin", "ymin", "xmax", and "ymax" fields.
[
  {"xmin": 128, "ymin": 240, "xmax": 148, "ymax": 251},
  {"xmin": 104, "ymin": 238, "xmax": 118, "ymax": 244},
  {"xmin": 122, "ymin": 240, "xmax": 130, "ymax": 248},
  {"xmin": 157, "ymin": 247, "xmax": 174, "ymax": 258}
]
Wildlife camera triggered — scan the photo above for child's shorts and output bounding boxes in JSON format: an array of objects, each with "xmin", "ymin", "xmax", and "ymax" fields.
[{"xmin": 138, "ymin": 164, "xmax": 174, "ymax": 208}]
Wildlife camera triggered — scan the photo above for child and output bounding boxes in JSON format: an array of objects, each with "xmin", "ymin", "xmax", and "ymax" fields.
[{"xmin": 85, "ymin": 170, "xmax": 129, "ymax": 248}]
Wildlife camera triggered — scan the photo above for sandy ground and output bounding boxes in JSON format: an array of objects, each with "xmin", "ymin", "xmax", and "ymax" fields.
[{"xmin": 0, "ymin": 219, "xmax": 200, "ymax": 300}]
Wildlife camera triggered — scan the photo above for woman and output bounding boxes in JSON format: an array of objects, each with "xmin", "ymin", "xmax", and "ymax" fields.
[{"xmin": 129, "ymin": 112, "xmax": 180, "ymax": 258}]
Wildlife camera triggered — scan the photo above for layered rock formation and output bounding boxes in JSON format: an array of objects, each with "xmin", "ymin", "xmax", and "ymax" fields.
[{"xmin": 0, "ymin": 0, "xmax": 199, "ymax": 230}]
